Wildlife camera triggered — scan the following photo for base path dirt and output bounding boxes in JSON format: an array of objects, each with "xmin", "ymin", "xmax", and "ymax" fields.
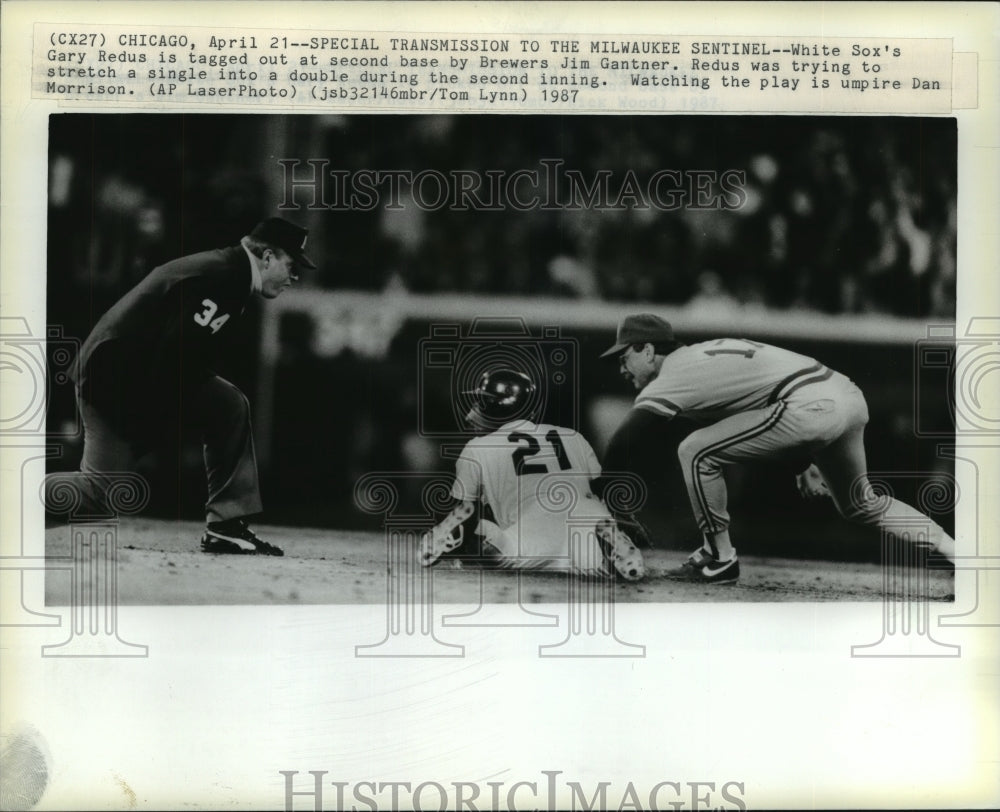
[{"xmin": 44, "ymin": 518, "xmax": 954, "ymax": 605}]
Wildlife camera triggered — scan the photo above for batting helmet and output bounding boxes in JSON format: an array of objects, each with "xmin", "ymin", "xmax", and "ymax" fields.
[{"xmin": 465, "ymin": 369, "xmax": 537, "ymax": 430}]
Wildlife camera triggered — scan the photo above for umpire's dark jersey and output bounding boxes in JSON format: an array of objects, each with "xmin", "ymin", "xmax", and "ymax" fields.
[{"xmin": 72, "ymin": 246, "xmax": 253, "ymax": 437}]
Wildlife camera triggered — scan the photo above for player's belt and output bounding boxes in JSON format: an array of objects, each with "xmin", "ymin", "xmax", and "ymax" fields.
[{"xmin": 767, "ymin": 363, "xmax": 833, "ymax": 404}]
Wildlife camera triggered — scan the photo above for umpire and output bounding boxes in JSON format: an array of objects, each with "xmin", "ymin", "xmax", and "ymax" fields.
[{"xmin": 48, "ymin": 217, "xmax": 316, "ymax": 556}]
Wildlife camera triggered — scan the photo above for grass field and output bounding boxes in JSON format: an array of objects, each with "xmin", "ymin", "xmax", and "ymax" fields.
[{"xmin": 43, "ymin": 517, "xmax": 955, "ymax": 605}]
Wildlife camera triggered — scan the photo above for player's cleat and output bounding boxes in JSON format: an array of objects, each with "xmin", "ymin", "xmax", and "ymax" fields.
[
  {"xmin": 200, "ymin": 533, "xmax": 255, "ymax": 555},
  {"xmin": 419, "ymin": 501, "xmax": 475, "ymax": 566},
  {"xmin": 666, "ymin": 547, "xmax": 715, "ymax": 573},
  {"xmin": 612, "ymin": 512, "xmax": 653, "ymax": 549},
  {"xmin": 201, "ymin": 519, "xmax": 284, "ymax": 556},
  {"xmin": 596, "ymin": 518, "xmax": 645, "ymax": 581},
  {"xmin": 665, "ymin": 547, "xmax": 739, "ymax": 584},
  {"xmin": 419, "ymin": 526, "xmax": 465, "ymax": 566}
]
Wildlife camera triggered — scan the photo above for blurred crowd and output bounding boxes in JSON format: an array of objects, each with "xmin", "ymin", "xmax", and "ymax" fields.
[
  {"xmin": 48, "ymin": 114, "xmax": 956, "ymax": 319},
  {"xmin": 361, "ymin": 116, "xmax": 956, "ymax": 318}
]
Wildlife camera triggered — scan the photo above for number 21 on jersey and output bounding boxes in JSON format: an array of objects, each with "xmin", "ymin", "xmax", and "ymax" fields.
[
  {"xmin": 193, "ymin": 298, "xmax": 230, "ymax": 334},
  {"xmin": 508, "ymin": 430, "xmax": 571, "ymax": 476}
]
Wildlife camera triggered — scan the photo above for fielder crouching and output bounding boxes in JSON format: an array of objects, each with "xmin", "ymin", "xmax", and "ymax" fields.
[
  {"xmin": 601, "ymin": 314, "xmax": 956, "ymax": 585},
  {"xmin": 420, "ymin": 369, "xmax": 645, "ymax": 581}
]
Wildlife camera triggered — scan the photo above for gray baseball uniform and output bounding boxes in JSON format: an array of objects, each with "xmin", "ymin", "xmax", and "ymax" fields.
[{"xmin": 632, "ymin": 338, "xmax": 951, "ymax": 550}]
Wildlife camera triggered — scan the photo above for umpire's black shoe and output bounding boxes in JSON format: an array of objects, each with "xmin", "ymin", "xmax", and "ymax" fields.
[
  {"xmin": 665, "ymin": 547, "xmax": 739, "ymax": 584},
  {"xmin": 201, "ymin": 519, "xmax": 284, "ymax": 556}
]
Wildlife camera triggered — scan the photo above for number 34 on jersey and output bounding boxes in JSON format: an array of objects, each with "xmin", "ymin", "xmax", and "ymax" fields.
[{"xmin": 193, "ymin": 298, "xmax": 230, "ymax": 334}]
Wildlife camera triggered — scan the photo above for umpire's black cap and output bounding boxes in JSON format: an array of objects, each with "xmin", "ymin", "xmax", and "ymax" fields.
[
  {"xmin": 250, "ymin": 217, "xmax": 317, "ymax": 269},
  {"xmin": 600, "ymin": 314, "xmax": 677, "ymax": 357}
]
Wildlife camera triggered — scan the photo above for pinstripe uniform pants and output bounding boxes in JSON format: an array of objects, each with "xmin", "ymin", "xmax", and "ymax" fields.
[{"xmin": 676, "ymin": 372, "xmax": 940, "ymax": 539}]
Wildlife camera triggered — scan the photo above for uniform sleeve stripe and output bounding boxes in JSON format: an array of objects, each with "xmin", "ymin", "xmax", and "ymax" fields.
[{"xmin": 635, "ymin": 400, "xmax": 677, "ymax": 417}]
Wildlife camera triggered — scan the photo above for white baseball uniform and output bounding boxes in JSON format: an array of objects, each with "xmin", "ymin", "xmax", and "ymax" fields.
[
  {"xmin": 636, "ymin": 338, "xmax": 953, "ymax": 553},
  {"xmin": 451, "ymin": 419, "xmax": 617, "ymax": 576}
]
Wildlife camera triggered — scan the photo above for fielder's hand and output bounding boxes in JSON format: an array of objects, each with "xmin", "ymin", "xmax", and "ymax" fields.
[{"xmin": 796, "ymin": 464, "xmax": 831, "ymax": 500}]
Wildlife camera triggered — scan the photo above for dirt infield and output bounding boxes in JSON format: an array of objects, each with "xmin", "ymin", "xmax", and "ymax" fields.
[{"xmin": 44, "ymin": 517, "xmax": 954, "ymax": 605}]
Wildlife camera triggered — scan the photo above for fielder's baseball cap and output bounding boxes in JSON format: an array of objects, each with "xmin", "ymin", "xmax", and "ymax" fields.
[
  {"xmin": 600, "ymin": 314, "xmax": 677, "ymax": 357},
  {"xmin": 249, "ymin": 217, "xmax": 317, "ymax": 269}
]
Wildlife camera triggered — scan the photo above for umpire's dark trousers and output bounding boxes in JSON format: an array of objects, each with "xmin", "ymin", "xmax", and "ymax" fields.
[{"xmin": 47, "ymin": 376, "xmax": 262, "ymax": 523}]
